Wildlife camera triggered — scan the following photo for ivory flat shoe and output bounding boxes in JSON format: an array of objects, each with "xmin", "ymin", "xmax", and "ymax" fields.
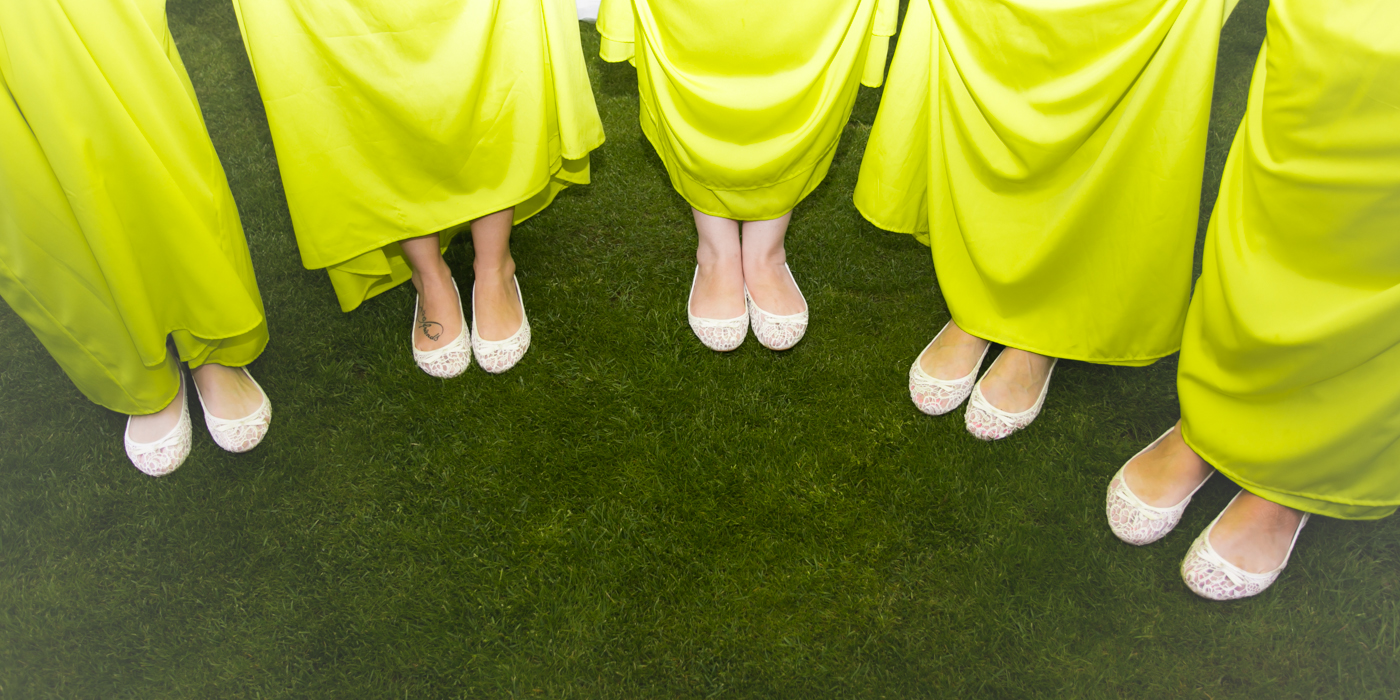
[
  {"xmin": 687, "ymin": 266, "xmax": 747, "ymax": 352},
  {"xmin": 1181, "ymin": 492, "xmax": 1309, "ymax": 601},
  {"xmin": 908, "ymin": 321, "xmax": 990, "ymax": 416},
  {"xmin": 964, "ymin": 351, "xmax": 1057, "ymax": 441},
  {"xmin": 194, "ymin": 367, "xmax": 271, "ymax": 453},
  {"xmin": 472, "ymin": 275, "xmax": 531, "ymax": 374},
  {"xmin": 745, "ymin": 263, "xmax": 808, "ymax": 351},
  {"xmin": 124, "ymin": 372, "xmax": 192, "ymax": 477},
  {"xmin": 412, "ymin": 279, "xmax": 471, "ymax": 378},
  {"xmin": 1106, "ymin": 427, "xmax": 1213, "ymax": 546}
]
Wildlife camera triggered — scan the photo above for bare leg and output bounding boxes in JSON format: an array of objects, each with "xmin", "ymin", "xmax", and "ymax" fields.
[
  {"xmin": 739, "ymin": 212, "xmax": 806, "ymax": 315},
  {"xmin": 1123, "ymin": 421, "xmax": 1215, "ymax": 506},
  {"xmin": 470, "ymin": 208, "xmax": 522, "ymax": 341},
  {"xmin": 1209, "ymin": 492, "xmax": 1307, "ymax": 573},
  {"xmin": 690, "ymin": 208, "xmax": 745, "ymax": 319},
  {"xmin": 979, "ymin": 347, "xmax": 1055, "ymax": 413},
  {"xmin": 190, "ymin": 363, "xmax": 264, "ymax": 420},
  {"xmin": 126, "ymin": 364, "xmax": 185, "ymax": 442},
  {"xmin": 919, "ymin": 319, "xmax": 991, "ymax": 380},
  {"xmin": 401, "ymin": 232, "xmax": 463, "ymax": 352}
]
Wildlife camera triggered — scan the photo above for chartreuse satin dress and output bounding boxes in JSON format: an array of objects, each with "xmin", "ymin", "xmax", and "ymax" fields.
[
  {"xmin": 0, "ymin": 0, "xmax": 268, "ymax": 416},
  {"xmin": 1178, "ymin": 0, "xmax": 1400, "ymax": 520},
  {"xmin": 855, "ymin": 0, "xmax": 1238, "ymax": 365},
  {"xmin": 596, "ymin": 0, "xmax": 898, "ymax": 221},
  {"xmin": 233, "ymin": 0, "xmax": 605, "ymax": 312}
]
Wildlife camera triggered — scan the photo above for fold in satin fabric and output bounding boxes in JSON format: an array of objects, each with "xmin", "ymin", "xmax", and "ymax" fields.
[
  {"xmin": 0, "ymin": 0, "xmax": 267, "ymax": 415},
  {"xmin": 597, "ymin": 0, "xmax": 897, "ymax": 220},
  {"xmin": 233, "ymin": 0, "xmax": 605, "ymax": 312},
  {"xmin": 1179, "ymin": 0, "xmax": 1400, "ymax": 520},
  {"xmin": 855, "ymin": 0, "xmax": 1233, "ymax": 365}
]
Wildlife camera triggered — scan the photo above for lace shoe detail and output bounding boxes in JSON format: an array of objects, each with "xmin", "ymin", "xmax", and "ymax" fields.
[
  {"xmin": 687, "ymin": 266, "xmax": 747, "ymax": 352},
  {"xmin": 908, "ymin": 322, "xmax": 990, "ymax": 416},
  {"xmin": 964, "ymin": 354, "xmax": 1057, "ymax": 441},
  {"xmin": 471, "ymin": 276, "xmax": 531, "ymax": 374},
  {"xmin": 412, "ymin": 279, "xmax": 471, "ymax": 379},
  {"xmin": 1181, "ymin": 493, "xmax": 1309, "ymax": 601},
  {"xmin": 745, "ymin": 264, "xmax": 808, "ymax": 351},
  {"xmin": 1106, "ymin": 428, "xmax": 1213, "ymax": 546},
  {"xmin": 195, "ymin": 367, "xmax": 272, "ymax": 453},
  {"xmin": 124, "ymin": 374, "xmax": 192, "ymax": 477}
]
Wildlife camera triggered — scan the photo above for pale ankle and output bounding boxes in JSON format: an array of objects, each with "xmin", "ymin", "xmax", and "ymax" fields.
[
  {"xmin": 473, "ymin": 257, "xmax": 516, "ymax": 281},
  {"xmin": 412, "ymin": 259, "xmax": 453, "ymax": 290}
]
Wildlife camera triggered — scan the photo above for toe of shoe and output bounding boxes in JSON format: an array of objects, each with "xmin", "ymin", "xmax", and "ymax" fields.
[
  {"xmin": 964, "ymin": 412, "xmax": 1011, "ymax": 440},
  {"xmin": 1105, "ymin": 482, "xmax": 1174, "ymax": 546},
  {"xmin": 127, "ymin": 445, "xmax": 190, "ymax": 477}
]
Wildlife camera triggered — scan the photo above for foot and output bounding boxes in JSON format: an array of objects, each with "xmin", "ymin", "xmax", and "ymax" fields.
[
  {"xmin": 411, "ymin": 259, "xmax": 464, "ymax": 352},
  {"xmin": 190, "ymin": 363, "xmax": 264, "ymax": 421},
  {"xmin": 1208, "ymin": 492, "xmax": 1306, "ymax": 574},
  {"xmin": 742, "ymin": 257, "xmax": 806, "ymax": 316},
  {"xmin": 1122, "ymin": 422, "xmax": 1214, "ymax": 507},
  {"xmin": 472, "ymin": 258, "xmax": 523, "ymax": 342},
  {"xmin": 918, "ymin": 320, "xmax": 991, "ymax": 381},
  {"xmin": 691, "ymin": 253, "xmax": 745, "ymax": 320},
  {"xmin": 977, "ymin": 348, "xmax": 1055, "ymax": 413},
  {"xmin": 127, "ymin": 370, "xmax": 186, "ymax": 442}
]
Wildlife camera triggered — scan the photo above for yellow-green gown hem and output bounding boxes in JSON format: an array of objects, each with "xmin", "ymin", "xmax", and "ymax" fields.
[
  {"xmin": 598, "ymin": 0, "xmax": 897, "ymax": 222},
  {"xmin": 953, "ymin": 320, "xmax": 1170, "ymax": 367},
  {"xmin": 1183, "ymin": 427, "xmax": 1399, "ymax": 521},
  {"xmin": 234, "ymin": 0, "xmax": 606, "ymax": 313},
  {"xmin": 1175, "ymin": 0, "xmax": 1400, "ymax": 523},
  {"xmin": 854, "ymin": 0, "xmax": 1226, "ymax": 366},
  {"xmin": 0, "ymin": 0, "xmax": 269, "ymax": 417}
]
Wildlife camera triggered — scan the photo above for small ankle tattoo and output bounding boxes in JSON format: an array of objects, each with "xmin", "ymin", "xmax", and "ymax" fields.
[{"xmin": 418, "ymin": 308, "xmax": 443, "ymax": 341}]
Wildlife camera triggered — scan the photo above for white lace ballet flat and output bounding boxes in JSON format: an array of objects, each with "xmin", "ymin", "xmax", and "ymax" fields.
[
  {"xmin": 1181, "ymin": 492, "xmax": 1310, "ymax": 601},
  {"xmin": 964, "ymin": 352, "xmax": 1058, "ymax": 441},
  {"xmin": 745, "ymin": 264, "xmax": 808, "ymax": 351},
  {"xmin": 908, "ymin": 321, "xmax": 991, "ymax": 416},
  {"xmin": 124, "ymin": 372, "xmax": 192, "ymax": 477},
  {"xmin": 472, "ymin": 275, "xmax": 531, "ymax": 374},
  {"xmin": 1106, "ymin": 427, "xmax": 1214, "ymax": 546},
  {"xmin": 412, "ymin": 279, "xmax": 471, "ymax": 378},
  {"xmin": 687, "ymin": 266, "xmax": 747, "ymax": 352},
  {"xmin": 194, "ymin": 367, "xmax": 272, "ymax": 453}
]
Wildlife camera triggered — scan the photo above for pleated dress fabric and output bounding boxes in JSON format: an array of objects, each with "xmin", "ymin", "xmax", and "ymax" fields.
[
  {"xmin": 0, "ymin": 0, "xmax": 268, "ymax": 416},
  {"xmin": 855, "ymin": 0, "xmax": 1236, "ymax": 365},
  {"xmin": 233, "ymin": 0, "xmax": 606, "ymax": 312},
  {"xmin": 596, "ymin": 0, "xmax": 898, "ymax": 221},
  {"xmin": 1178, "ymin": 0, "xmax": 1400, "ymax": 520}
]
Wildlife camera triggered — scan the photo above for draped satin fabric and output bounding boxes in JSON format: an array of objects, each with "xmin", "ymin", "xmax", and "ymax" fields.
[
  {"xmin": 597, "ymin": 0, "xmax": 897, "ymax": 221},
  {"xmin": 233, "ymin": 0, "xmax": 605, "ymax": 312},
  {"xmin": 0, "ymin": 0, "xmax": 267, "ymax": 415},
  {"xmin": 1179, "ymin": 0, "xmax": 1400, "ymax": 519},
  {"xmin": 855, "ymin": 0, "xmax": 1234, "ymax": 365}
]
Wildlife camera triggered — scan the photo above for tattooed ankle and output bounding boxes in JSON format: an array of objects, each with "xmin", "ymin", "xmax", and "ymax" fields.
[{"xmin": 418, "ymin": 308, "xmax": 444, "ymax": 341}]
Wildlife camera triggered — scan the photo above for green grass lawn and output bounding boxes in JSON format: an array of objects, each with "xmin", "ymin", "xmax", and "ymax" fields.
[{"xmin": 4, "ymin": 1, "xmax": 1399, "ymax": 697}]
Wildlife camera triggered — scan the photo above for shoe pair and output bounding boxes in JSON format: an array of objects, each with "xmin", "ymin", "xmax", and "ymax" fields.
[
  {"xmin": 686, "ymin": 265, "xmax": 809, "ymax": 352},
  {"xmin": 123, "ymin": 367, "xmax": 272, "ymax": 477},
  {"xmin": 412, "ymin": 277, "xmax": 531, "ymax": 378},
  {"xmin": 1106, "ymin": 427, "xmax": 1310, "ymax": 601},
  {"xmin": 908, "ymin": 321, "xmax": 1057, "ymax": 441}
]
